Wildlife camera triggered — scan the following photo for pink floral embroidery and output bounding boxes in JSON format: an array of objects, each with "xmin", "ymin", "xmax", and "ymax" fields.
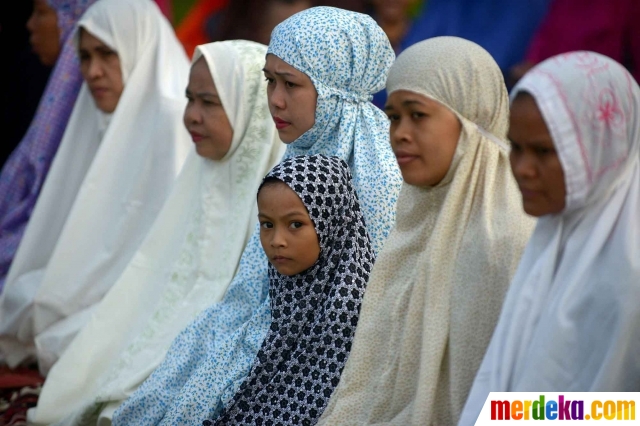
[{"xmin": 595, "ymin": 88, "xmax": 625, "ymax": 135}]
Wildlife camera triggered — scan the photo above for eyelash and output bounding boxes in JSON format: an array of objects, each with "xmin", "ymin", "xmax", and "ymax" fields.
[
  {"xmin": 259, "ymin": 221, "xmax": 304, "ymax": 229},
  {"xmin": 264, "ymin": 77, "xmax": 296, "ymax": 88}
]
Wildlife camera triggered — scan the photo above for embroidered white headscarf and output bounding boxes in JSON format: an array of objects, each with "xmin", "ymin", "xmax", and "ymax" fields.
[
  {"xmin": 319, "ymin": 37, "xmax": 535, "ymax": 426},
  {"xmin": 460, "ymin": 51, "xmax": 640, "ymax": 425},
  {"xmin": 28, "ymin": 40, "xmax": 285, "ymax": 426},
  {"xmin": 0, "ymin": 0, "xmax": 191, "ymax": 372}
]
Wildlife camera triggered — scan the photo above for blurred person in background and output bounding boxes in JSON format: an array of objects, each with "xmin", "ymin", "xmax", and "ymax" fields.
[
  {"xmin": 509, "ymin": 0, "xmax": 640, "ymax": 86},
  {"xmin": 210, "ymin": 0, "xmax": 313, "ymax": 45},
  {"xmin": 0, "ymin": 0, "xmax": 97, "ymax": 292},
  {"xmin": 0, "ymin": 1, "xmax": 54, "ymax": 167},
  {"xmin": 174, "ymin": 0, "xmax": 367, "ymax": 57},
  {"xmin": 0, "ymin": 0, "xmax": 191, "ymax": 378},
  {"xmin": 402, "ymin": 0, "xmax": 551, "ymax": 85},
  {"xmin": 368, "ymin": 0, "xmax": 420, "ymax": 108}
]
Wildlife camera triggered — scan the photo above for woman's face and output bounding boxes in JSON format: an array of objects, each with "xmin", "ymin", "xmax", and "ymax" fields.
[
  {"xmin": 385, "ymin": 90, "xmax": 461, "ymax": 186},
  {"xmin": 263, "ymin": 54, "xmax": 317, "ymax": 143},
  {"xmin": 184, "ymin": 57, "xmax": 234, "ymax": 161},
  {"xmin": 509, "ymin": 92, "xmax": 566, "ymax": 217},
  {"xmin": 78, "ymin": 29, "xmax": 124, "ymax": 113},
  {"xmin": 26, "ymin": 0, "xmax": 61, "ymax": 66}
]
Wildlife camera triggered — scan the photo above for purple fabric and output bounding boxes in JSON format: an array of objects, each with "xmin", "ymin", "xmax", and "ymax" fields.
[{"xmin": 0, "ymin": 0, "xmax": 97, "ymax": 290}]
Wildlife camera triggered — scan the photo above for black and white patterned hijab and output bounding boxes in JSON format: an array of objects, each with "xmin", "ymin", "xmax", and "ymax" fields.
[{"xmin": 211, "ymin": 154, "xmax": 375, "ymax": 426}]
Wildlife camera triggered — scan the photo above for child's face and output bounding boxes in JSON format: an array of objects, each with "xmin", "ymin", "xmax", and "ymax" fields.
[{"xmin": 258, "ymin": 182, "xmax": 320, "ymax": 276}]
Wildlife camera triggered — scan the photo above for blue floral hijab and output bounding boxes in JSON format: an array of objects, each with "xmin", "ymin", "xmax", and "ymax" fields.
[{"xmin": 113, "ymin": 7, "xmax": 401, "ymax": 425}]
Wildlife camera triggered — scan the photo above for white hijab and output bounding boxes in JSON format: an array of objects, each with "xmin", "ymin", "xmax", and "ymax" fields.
[
  {"xmin": 0, "ymin": 0, "xmax": 191, "ymax": 373},
  {"xmin": 29, "ymin": 40, "xmax": 286, "ymax": 426},
  {"xmin": 319, "ymin": 37, "xmax": 535, "ymax": 426},
  {"xmin": 459, "ymin": 51, "xmax": 640, "ymax": 425}
]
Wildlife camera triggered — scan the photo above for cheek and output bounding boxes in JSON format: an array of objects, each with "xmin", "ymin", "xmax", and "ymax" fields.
[
  {"xmin": 302, "ymin": 230, "xmax": 320, "ymax": 261},
  {"xmin": 43, "ymin": 17, "xmax": 59, "ymax": 39},
  {"xmin": 548, "ymin": 159, "xmax": 567, "ymax": 208},
  {"xmin": 299, "ymin": 88, "xmax": 317, "ymax": 126},
  {"xmin": 206, "ymin": 112, "xmax": 234, "ymax": 151}
]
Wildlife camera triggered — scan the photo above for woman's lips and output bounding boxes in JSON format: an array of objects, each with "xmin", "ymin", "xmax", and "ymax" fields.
[
  {"xmin": 189, "ymin": 131, "xmax": 204, "ymax": 142},
  {"xmin": 519, "ymin": 188, "xmax": 541, "ymax": 199},
  {"xmin": 90, "ymin": 87, "xmax": 109, "ymax": 98},
  {"xmin": 395, "ymin": 154, "xmax": 418, "ymax": 166},
  {"xmin": 273, "ymin": 117, "xmax": 291, "ymax": 130}
]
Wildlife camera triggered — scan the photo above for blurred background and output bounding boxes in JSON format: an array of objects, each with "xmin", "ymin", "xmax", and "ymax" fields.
[{"xmin": 3, "ymin": 0, "xmax": 639, "ymax": 168}]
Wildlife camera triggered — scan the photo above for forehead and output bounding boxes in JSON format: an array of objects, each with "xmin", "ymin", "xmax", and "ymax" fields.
[
  {"xmin": 79, "ymin": 28, "xmax": 109, "ymax": 50},
  {"xmin": 258, "ymin": 182, "xmax": 306, "ymax": 211},
  {"xmin": 264, "ymin": 54, "xmax": 305, "ymax": 77},
  {"xmin": 188, "ymin": 57, "xmax": 216, "ymax": 89},
  {"xmin": 509, "ymin": 93, "xmax": 552, "ymax": 138},
  {"xmin": 386, "ymin": 90, "xmax": 441, "ymax": 109}
]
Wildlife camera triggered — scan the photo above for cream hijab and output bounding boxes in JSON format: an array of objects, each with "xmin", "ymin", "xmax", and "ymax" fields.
[
  {"xmin": 0, "ymin": 0, "xmax": 190, "ymax": 372},
  {"xmin": 29, "ymin": 40, "xmax": 285, "ymax": 426},
  {"xmin": 460, "ymin": 51, "xmax": 640, "ymax": 425},
  {"xmin": 319, "ymin": 37, "xmax": 535, "ymax": 426}
]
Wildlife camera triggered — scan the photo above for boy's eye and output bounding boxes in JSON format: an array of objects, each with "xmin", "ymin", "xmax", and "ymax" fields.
[
  {"xmin": 285, "ymin": 81, "xmax": 296, "ymax": 88},
  {"xmin": 411, "ymin": 112, "xmax": 426, "ymax": 119},
  {"xmin": 264, "ymin": 77, "xmax": 274, "ymax": 84},
  {"xmin": 386, "ymin": 114, "xmax": 399, "ymax": 122},
  {"xmin": 261, "ymin": 222, "xmax": 273, "ymax": 229},
  {"xmin": 509, "ymin": 141, "xmax": 522, "ymax": 152}
]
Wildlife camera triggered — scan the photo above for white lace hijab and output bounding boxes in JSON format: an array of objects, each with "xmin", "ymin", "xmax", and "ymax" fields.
[
  {"xmin": 0, "ymin": 0, "xmax": 191, "ymax": 371},
  {"xmin": 460, "ymin": 51, "xmax": 640, "ymax": 425},
  {"xmin": 29, "ymin": 40, "xmax": 286, "ymax": 425},
  {"xmin": 319, "ymin": 37, "xmax": 535, "ymax": 426}
]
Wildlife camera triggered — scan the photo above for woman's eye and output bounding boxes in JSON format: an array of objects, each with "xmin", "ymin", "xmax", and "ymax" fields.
[
  {"xmin": 411, "ymin": 112, "xmax": 426, "ymax": 119},
  {"xmin": 509, "ymin": 141, "xmax": 522, "ymax": 152},
  {"xmin": 260, "ymin": 222, "xmax": 273, "ymax": 229},
  {"xmin": 285, "ymin": 81, "xmax": 296, "ymax": 88},
  {"xmin": 386, "ymin": 114, "xmax": 399, "ymax": 122},
  {"xmin": 264, "ymin": 77, "xmax": 274, "ymax": 84},
  {"xmin": 290, "ymin": 221, "xmax": 303, "ymax": 229},
  {"xmin": 535, "ymin": 148, "xmax": 552, "ymax": 155}
]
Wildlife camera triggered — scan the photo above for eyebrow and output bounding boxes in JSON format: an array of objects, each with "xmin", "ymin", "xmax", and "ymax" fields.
[
  {"xmin": 262, "ymin": 68, "xmax": 295, "ymax": 78},
  {"xmin": 384, "ymin": 99, "xmax": 428, "ymax": 111},
  {"xmin": 258, "ymin": 210, "xmax": 308, "ymax": 219},
  {"xmin": 402, "ymin": 99, "xmax": 427, "ymax": 107},
  {"xmin": 508, "ymin": 136, "xmax": 555, "ymax": 147},
  {"xmin": 185, "ymin": 89, "xmax": 220, "ymax": 99}
]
